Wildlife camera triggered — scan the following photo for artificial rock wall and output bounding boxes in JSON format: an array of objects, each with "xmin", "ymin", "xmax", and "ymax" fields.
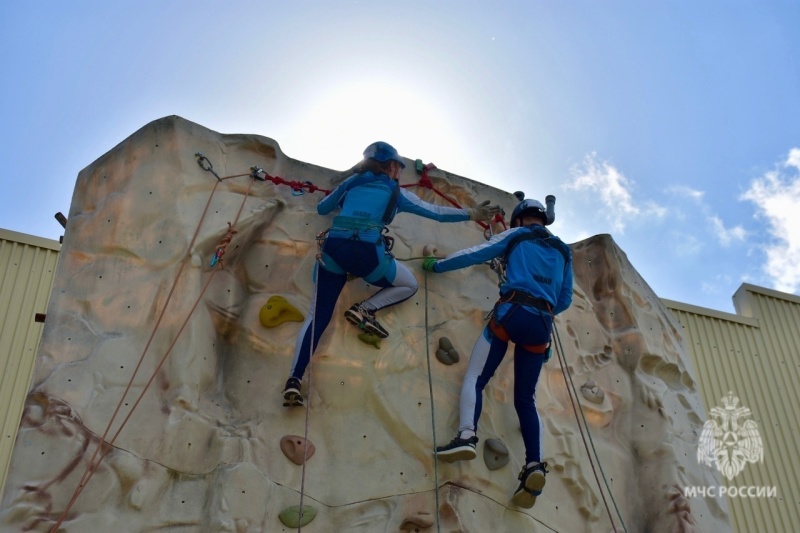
[{"xmin": 0, "ymin": 116, "xmax": 729, "ymax": 532}]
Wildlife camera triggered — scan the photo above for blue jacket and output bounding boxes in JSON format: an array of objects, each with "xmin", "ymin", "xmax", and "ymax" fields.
[
  {"xmin": 432, "ymin": 225, "xmax": 573, "ymax": 314},
  {"xmin": 318, "ymin": 171, "xmax": 470, "ymax": 241}
]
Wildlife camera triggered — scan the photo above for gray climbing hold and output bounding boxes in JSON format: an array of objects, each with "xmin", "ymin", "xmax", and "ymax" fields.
[
  {"xmin": 580, "ymin": 380, "xmax": 605, "ymax": 404},
  {"xmin": 483, "ymin": 438, "xmax": 510, "ymax": 470},
  {"xmin": 279, "ymin": 505, "xmax": 317, "ymax": 527},
  {"xmin": 435, "ymin": 337, "xmax": 460, "ymax": 365},
  {"xmin": 280, "ymin": 435, "xmax": 316, "ymax": 465}
]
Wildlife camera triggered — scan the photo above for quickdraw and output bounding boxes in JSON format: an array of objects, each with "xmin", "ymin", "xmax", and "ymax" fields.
[
  {"xmin": 251, "ymin": 166, "xmax": 331, "ymax": 195},
  {"xmin": 210, "ymin": 223, "xmax": 237, "ymax": 267}
]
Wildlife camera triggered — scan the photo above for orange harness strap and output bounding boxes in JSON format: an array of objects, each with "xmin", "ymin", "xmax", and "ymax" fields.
[{"xmin": 488, "ymin": 317, "xmax": 549, "ymax": 354}]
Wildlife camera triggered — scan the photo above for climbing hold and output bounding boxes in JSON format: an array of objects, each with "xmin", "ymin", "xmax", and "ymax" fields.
[
  {"xmin": 259, "ymin": 296, "xmax": 304, "ymax": 328},
  {"xmin": 580, "ymin": 380, "xmax": 605, "ymax": 404},
  {"xmin": 358, "ymin": 332, "xmax": 381, "ymax": 349},
  {"xmin": 422, "ymin": 244, "xmax": 438, "ymax": 257},
  {"xmin": 435, "ymin": 337, "xmax": 459, "ymax": 365},
  {"xmin": 483, "ymin": 438, "xmax": 510, "ymax": 470},
  {"xmin": 280, "ymin": 435, "xmax": 316, "ymax": 465},
  {"xmin": 278, "ymin": 505, "xmax": 317, "ymax": 528}
]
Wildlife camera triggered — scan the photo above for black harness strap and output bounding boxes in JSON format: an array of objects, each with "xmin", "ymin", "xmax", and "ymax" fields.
[
  {"xmin": 341, "ymin": 173, "xmax": 400, "ymax": 225},
  {"xmin": 504, "ymin": 226, "xmax": 571, "ymax": 267}
]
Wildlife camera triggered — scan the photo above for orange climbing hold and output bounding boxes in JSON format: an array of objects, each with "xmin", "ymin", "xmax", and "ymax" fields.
[{"xmin": 280, "ymin": 434, "xmax": 316, "ymax": 465}]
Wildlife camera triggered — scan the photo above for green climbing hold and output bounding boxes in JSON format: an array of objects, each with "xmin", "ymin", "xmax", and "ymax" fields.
[
  {"xmin": 279, "ymin": 505, "xmax": 317, "ymax": 528},
  {"xmin": 358, "ymin": 332, "xmax": 381, "ymax": 349}
]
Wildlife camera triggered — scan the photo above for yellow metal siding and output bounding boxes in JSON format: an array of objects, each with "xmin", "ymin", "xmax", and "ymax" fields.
[
  {"xmin": 665, "ymin": 294, "xmax": 800, "ymax": 533},
  {"xmin": 0, "ymin": 229, "xmax": 60, "ymax": 498}
]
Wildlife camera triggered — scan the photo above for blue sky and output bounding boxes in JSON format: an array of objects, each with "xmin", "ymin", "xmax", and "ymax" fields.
[{"xmin": 1, "ymin": 1, "xmax": 799, "ymax": 313}]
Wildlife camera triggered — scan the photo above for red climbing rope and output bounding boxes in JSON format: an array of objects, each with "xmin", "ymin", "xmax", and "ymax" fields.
[
  {"xmin": 252, "ymin": 166, "xmax": 331, "ymax": 195},
  {"xmin": 404, "ymin": 161, "xmax": 507, "ymax": 234}
]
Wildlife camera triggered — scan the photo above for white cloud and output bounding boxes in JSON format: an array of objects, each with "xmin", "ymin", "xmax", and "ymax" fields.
[
  {"xmin": 786, "ymin": 148, "xmax": 800, "ymax": 170},
  {"xmin": 740, "ymin": 148, "xmax": 800, "ymax": 293},
  {"xmin": 668, "ymin": 185, "xmax": 705, "ymax": 201},
  {"xmin": 709, "ymin": 215, "xmax": 747, "ymax": 247},
  {"xmin": 666, "ymin": 185, "xmax": 747, "ymax": 248},
  {"xmin": 565, "ymin": 152, "xmax": 664, "ymax": 233}
]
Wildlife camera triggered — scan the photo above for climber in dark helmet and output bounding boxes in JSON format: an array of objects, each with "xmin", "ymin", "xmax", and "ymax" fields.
[
  {"xmin": 422, "ymin": 193, "xmax": 573, "ymax": 509},
  {"xmin": 282, "ymin": 141, "xmax": 501, "ymax": 407}
]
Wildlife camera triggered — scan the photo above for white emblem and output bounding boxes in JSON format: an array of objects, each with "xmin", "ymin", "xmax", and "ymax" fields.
[{"xmin": 698, "ymin": 392, "xmax": 763, "ymax": 480}]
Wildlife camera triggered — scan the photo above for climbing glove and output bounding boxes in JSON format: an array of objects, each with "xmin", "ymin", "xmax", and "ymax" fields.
[
  {"xmin": 422, "ymin": 257, "xmax": 439, "ymax": 273},
  {"xmin": 468, "ymin": 200, "xmax": 502, "ymax": 222}
]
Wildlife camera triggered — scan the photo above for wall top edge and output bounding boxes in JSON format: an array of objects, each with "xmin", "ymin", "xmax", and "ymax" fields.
[
  {"xmin": 661, "ymin": 298, "xmax": 760, "ymax": 327},
  {"xmin": 0, "ymin": 228, "xmax": 61, "ymax": 251}
]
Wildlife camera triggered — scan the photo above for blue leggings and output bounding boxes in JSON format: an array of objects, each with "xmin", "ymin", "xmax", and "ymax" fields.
[
  {"xmin": 458, "ymin": 304, "xmax": 551, "ymax": 464},
  {"xmin": 288, "ymin": 240, "xmax": 418, "ymax": 380}
]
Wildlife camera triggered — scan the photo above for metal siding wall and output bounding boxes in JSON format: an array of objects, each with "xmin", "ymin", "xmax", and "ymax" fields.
[
  {"xmin": 0, "ymin": 230, "xmax": 59, "ymax": 498},
  {"xmin": 734, "ymin": 289, "xmax": 800, "ymax": 531},
  {"xmin": 667, "ymin": 296, "xmax": 800, "ymax": 533}
]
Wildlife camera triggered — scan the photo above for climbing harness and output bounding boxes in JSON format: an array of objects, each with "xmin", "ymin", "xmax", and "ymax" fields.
[{"xmin": 488, "ymin": 225, "xmax": 570, "ymax": 288}]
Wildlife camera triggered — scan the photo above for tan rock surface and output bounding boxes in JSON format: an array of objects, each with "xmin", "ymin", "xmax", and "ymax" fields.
[{"xmin": 0, "ymin": 116, "xmax": 729, "ymax": 532}]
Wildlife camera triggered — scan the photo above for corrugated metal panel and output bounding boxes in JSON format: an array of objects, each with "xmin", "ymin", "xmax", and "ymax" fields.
[
  {"xmin": 0, "ymin": 229, "xmax": 60, "ymax": 498},
  {"xmin": 731, "ymin": 285, "xmax": 800, "ymax": 530},
  {"xmin": 665, "ymin": 291, "xmax": 800, "ymax": 533}
]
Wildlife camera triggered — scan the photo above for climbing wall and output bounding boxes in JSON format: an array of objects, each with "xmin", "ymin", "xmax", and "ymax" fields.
[{"xmin": 0, "ymin": 116, "xmax": 730, "ymax": 532}]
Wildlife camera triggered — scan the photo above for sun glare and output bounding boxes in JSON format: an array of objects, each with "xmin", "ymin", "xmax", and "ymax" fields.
[{"xmin": 281, "ymin": 79, "xmax": 469, "ymax": 174}]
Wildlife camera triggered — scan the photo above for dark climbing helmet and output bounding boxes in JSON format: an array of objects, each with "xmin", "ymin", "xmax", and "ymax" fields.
[
  {"xmin": 363, "ymin": 141, "xmax": 406, "ymax": 168},
  {"xmin": 510, "ymin": 196, "xmax": 556, "ymax": 227}
]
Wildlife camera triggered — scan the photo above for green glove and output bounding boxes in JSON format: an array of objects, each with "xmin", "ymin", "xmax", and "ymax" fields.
[{"xmin": 422, "ymin": 257, "xmax": 439, "ymax": 272}]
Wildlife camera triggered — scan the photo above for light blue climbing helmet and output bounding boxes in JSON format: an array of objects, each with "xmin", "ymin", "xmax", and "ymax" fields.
[{"xmin": 363, "ymin": 141, "xmax": 406, "ymax": 168}]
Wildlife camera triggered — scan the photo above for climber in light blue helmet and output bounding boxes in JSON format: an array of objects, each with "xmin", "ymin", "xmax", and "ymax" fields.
[
  {"xmin": 282, "ymin": 141, "xmax": 502, "ymax": 407},
  {"xmin": 423, "ymin": 193, "xmax": 572, "ymax": 509},
  {"xmin": 362, "ymin": 140, "xmax": 406, "ymax": 168}
]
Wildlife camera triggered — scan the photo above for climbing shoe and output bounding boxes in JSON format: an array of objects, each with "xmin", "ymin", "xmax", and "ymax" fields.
[
  {"xmin": 344, "ymin": 303, "xmax": 389, "ymax": 338},
  {"xmin": 282, "ymin": 377, "xmax": 304, "ymax": 407},
  {"xmin": 511, "ymin": 462, "xmax": 548, "ymax": 508},
  {"xmin": 434, "ymin": 434, "xmax": 479, "ymax": 462}
]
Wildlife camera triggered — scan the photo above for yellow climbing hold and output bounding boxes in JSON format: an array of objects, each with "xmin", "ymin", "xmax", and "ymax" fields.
[
  {"xmin": 358, "ymin": 332, "xmax": 381, "ymax": 349},
  {"xmin": 259, "ymin": 295, "xmax": 304, "ymax": 328}
]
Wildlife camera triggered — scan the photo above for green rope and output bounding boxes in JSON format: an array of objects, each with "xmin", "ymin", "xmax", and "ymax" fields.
[
  {"xmin": 423, "ymin": 271, "xmax": 442, "ymax": 533},
  {"xmin": 552, "ymin": 322, "xmax": 628, "ymax": 533}
]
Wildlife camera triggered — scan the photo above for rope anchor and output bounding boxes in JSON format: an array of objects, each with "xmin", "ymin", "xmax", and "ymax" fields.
[
  {"xmin": 195, "ymin": 152, "xmax": 222, "ymax": 181},
  {"xmin": 250, "ymin": 166, "xmax": 267, "ymax": 181}
]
